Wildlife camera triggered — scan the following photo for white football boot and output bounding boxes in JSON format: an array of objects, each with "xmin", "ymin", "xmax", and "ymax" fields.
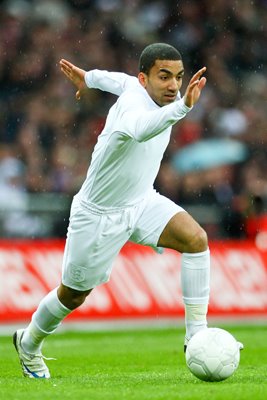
[
  {"xmin": 13, "ymin": 329, "xmax": 52, "ymax": 378},
  {"xmin": 184, "ymin": 336, "xmax": 189, "ymax": 353}
]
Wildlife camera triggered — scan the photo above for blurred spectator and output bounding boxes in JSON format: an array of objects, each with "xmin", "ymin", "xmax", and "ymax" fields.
[
  {"xmin": 0, "ymin": 144, "xmax": 26, "ymax": 211},
  {"xmin": 0, "ymin": 144, "xmax": 48, "ymax": 236},
  {"xmin": 0, "ymin": 0, "xmax": 267, "ymax": 238}
]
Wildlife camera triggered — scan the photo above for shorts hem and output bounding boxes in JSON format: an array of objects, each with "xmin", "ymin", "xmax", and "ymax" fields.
[{"xmin": 61, "ymin": 276, "xmax": 110, "ymax": 291}]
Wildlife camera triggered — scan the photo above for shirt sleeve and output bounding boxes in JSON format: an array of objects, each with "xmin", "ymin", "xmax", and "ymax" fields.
[
  {"xmin": 84, "ymin": 70, "xmax": 137, "ymax": 96},
  {"xmin": 120, "ymin": 97, "xmax": 192, "ymax": 142}
]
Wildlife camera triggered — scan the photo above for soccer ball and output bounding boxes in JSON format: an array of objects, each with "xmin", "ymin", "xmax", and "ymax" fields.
[{"xmin": 185, "ymin": 328, "xmax": 241, "ymax": 382}]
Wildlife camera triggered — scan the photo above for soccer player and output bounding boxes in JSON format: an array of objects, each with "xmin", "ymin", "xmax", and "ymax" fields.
[{"xmin": 13, "ymin": 43, "xmax": 210, "ymax": 378}]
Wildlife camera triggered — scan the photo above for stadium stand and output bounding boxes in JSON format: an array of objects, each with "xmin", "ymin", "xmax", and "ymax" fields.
[{"xmin": 0, "ymin": 0, "xmax": 267, "ymax": 239}]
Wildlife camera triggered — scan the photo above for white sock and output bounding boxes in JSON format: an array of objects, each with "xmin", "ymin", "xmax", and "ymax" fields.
[
  {"xmin": 21, "ymin": 288, "xmax": 71, "ymax": 354},
  {"xmin": 184, "ymin": 304, "xmax": 208, "ymax": 341},
  {"xmin": 181, "ymin": 249, "xmax": 210, "ymax": 341}
]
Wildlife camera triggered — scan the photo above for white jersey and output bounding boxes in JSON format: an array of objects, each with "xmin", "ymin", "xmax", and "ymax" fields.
[{"xmin": 78, "ymin": 69, "xmax": 192, "ymax": 208}]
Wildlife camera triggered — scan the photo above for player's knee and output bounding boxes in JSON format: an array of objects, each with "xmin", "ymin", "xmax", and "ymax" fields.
[
  {"xmin": 187, "ymin": 227, "xmax": 208, "ymax": 253},
  {"xmin": 69, "ymin": 288, "xmax": 92, "ymax": 309},
  {"xmin": 69, "ymin": 293, "xmax": 86, "ymax": 309},
  {"xmin": 58, "ymin": 284, "xmax": 92, "ymax": 310}
]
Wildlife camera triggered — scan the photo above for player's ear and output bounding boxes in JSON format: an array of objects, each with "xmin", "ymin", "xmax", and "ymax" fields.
[{"xmin": 138, "ymin": 72, "xmax": 148, "ymax": 88}]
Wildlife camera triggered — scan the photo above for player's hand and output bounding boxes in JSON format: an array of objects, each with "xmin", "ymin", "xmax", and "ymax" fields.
[
  {"xmin": 183, "ymin": 67, "xmax": 207, "ymax": 108},
  {"xmin": 59, "ymin": 59, "xmax": 87, "ymax": 100}
]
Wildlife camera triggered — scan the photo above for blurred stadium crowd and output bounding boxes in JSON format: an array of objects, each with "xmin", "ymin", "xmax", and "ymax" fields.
[{"xmin": 0, "ymin": 0, "xmax": 267, "ymax": 239}]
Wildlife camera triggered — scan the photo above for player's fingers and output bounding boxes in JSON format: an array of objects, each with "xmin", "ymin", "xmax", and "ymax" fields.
[
  {"xmin": 61, "ymin": 64, "xmax": 72, "ymax": 75},
  {"xmin": 190, "ymin": 67, "xmax": 206, "ymax": 83},
  {"xmin": 61, "ymin": 67, "xmax": 71, "ymax": 79},
  {"xmin": 188, "ymin": 80, "xmax": 200, "ymax": 90},
  {"xmin": 76, "ymin": 90, "xmax": 81, "ymax": 100},
  {"xmin": 59, "ymin": 60, "xmax": 74, "ymax": 75},
  {"xmin": 188, "ymin": 76, "xmax": 206, "ymax": 92},
  {"xmin": 198, "ymin": 76, "xmax": 207, "ymax": 90},
  {"xmin": 60, "ymin": 59, "xmax": 74, "ymax": 69},
  {"xmin": 61, "ymin": 68, "xmax": 76, "ymax": 84},
  {"xmin": 60, "ymin": 65, "xmax": 69, "ymax": 75}
]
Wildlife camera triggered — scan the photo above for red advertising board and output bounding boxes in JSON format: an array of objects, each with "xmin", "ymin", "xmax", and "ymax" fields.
[{"xmin": 0, "ymin": 239, "xmax": 267, "ymax": 324}]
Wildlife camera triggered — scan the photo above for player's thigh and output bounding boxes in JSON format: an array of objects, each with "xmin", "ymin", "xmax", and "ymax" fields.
[
  {"xmin": 130, "ymin": 191, "xmax": 184, "ymax": 251},
  {"xmin": 130, "ymin": 191, "xmax": 207, "ymax": 253},
  {"xmin": 157, "ymin": 211, "xmax": 208, "ymax": 253}
]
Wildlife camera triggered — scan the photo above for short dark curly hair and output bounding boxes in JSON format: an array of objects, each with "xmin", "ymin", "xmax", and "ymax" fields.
[{"xmin": 139, "ymin": 43, "xmax": 182, "ymax": 75}]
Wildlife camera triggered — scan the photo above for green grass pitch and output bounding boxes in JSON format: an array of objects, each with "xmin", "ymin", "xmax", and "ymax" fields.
[{"xmin": 0, "ymin": 324, "xmax": 266, "ymax": 400}]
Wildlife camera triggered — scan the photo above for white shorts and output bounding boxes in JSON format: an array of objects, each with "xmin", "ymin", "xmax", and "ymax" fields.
[{"xmin": 62, "ymin": 191, "xmax": 185, "ymax": 290}]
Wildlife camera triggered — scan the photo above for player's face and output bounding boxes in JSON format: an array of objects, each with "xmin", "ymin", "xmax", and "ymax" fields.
[{"xmin": 139, "ymin": 59, "xmax": 184, "ymax": 107}]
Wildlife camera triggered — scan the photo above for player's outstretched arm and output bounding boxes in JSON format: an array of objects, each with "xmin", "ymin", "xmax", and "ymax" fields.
[
  {"xmin": 60, "ymin": 59, "xmax": 134, "ymax": 98},
  {"xmin": 183, "ymin": 67, "xmax": 207, "ymax": 108},
  {"xmin": 59, "ymin": 59, "xmax": 87, "ymax": 100}
]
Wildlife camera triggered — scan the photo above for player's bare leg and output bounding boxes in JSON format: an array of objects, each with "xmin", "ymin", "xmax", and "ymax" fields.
[
  {"xmin": 57, "ymin": 284, "xmax": 93, "ymax": 310},
  {"xmin": 157, "ymin": 211, "xmax": 208, "ymax": 253},
  {"xmin": 157, "ymin": 211, "xmax": 210, "ymax": 350}
]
